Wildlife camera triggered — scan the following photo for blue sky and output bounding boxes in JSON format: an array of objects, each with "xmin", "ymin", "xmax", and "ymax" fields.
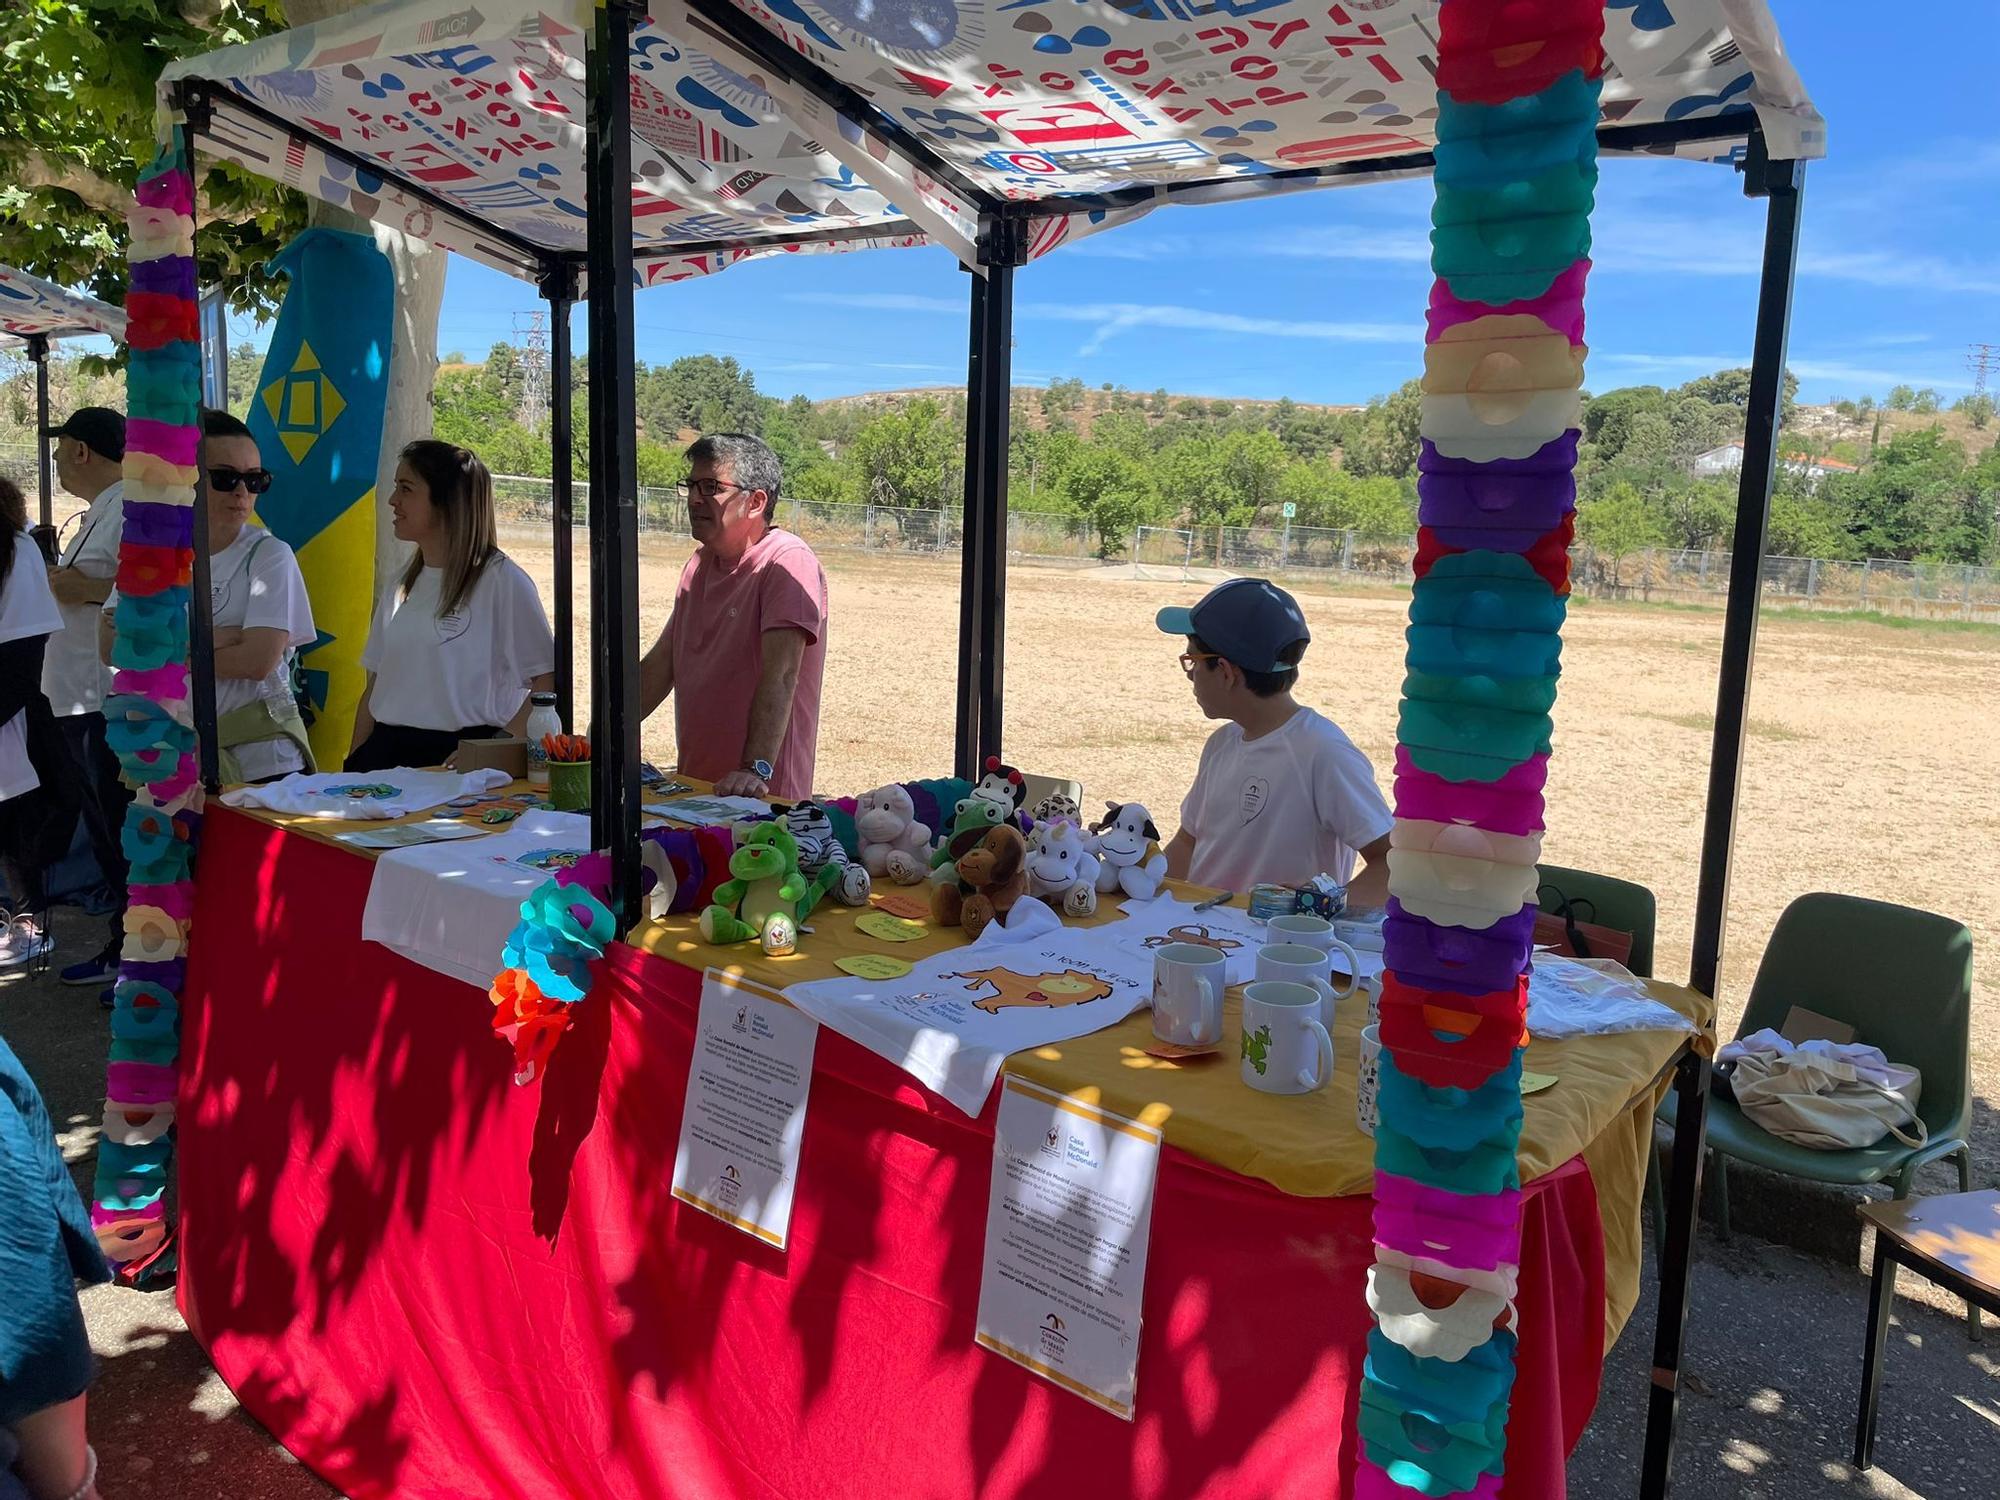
[{"xmin": 240, "ymin": 7, "xmax": 1995, "ymax": 409}]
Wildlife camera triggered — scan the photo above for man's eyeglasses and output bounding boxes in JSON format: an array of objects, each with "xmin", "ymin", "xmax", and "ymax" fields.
[
  {"xmin": 1179, "ymin": 652, "xmax": 1223, "ymax": 675},
  {"xmin": 208, "ymin": 466, "xmax": 275, "ymax": 495},
  {"xmin": 675, "ymin": 478, "xmax": 748, "ymax": 503}
]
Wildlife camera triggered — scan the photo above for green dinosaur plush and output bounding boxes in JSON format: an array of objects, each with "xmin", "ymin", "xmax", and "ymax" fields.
[
  {"xmin": 925, "ymin": 796, "xmax": 1011, "ymax": 884},
  {"xmin": 1241, "ymin": 1023, "xmax": 1272, "ymax": 1076},
  {"xmin": 700, "ymin": 822, "xmax": 839, "ymax": 949}
]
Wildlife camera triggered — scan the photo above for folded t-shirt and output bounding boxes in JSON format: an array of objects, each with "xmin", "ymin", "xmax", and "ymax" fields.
[{"xmin": 220, "ymin": 767, "xmax": 513, "ymax": 821}]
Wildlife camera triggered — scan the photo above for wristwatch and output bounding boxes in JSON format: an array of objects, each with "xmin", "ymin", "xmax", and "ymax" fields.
[{"xmin": 746, "ymin": 758, "xmax": 774, "ymax": 782}]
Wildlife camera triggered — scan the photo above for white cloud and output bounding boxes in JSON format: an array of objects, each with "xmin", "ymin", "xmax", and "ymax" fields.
[{"xmin": 784, "ymin": 290, "xmax": 1416, "ymax": 358}]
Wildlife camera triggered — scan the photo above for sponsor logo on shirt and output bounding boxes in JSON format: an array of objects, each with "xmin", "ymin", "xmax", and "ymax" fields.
[{"xmin": 436, "ymin": 608, "xmax": 470, "ymax": 644}]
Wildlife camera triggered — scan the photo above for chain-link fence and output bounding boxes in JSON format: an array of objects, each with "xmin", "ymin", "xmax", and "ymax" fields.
[{"xmin": 491, "ymin": 476, "xmax": 2000, "ymax": 622}]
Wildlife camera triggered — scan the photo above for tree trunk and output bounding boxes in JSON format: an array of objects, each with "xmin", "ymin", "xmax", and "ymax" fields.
[{"xmin": 283, "ymin": 0, "xmax": 447, "ymax": 604}]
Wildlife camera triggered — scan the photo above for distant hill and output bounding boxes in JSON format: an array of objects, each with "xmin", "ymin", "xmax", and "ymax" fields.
[{"xmin": 814, "ymin": 383, "xmax": 1363, "ymax": 440}]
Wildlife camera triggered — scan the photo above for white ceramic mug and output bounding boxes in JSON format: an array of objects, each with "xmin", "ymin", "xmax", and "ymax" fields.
[
  {"xmin": 1241, "ymin": 981, "xmax": 1335, "ymax": 1095},
  {"xmin": 1356, "ymin": 1023, "xmax": 1384, "ymax": 1137},
  {"xmin": 1267, "ymin": 913, "xmax": 1336, "ymax": 949},
  {"xmin": 1255, "ymin": 942, "xmax": 1360, "ymax": 1031},
  {"xmin": 1152, "ymin": 942, "xmax": 1227, "ymax": 1047}
]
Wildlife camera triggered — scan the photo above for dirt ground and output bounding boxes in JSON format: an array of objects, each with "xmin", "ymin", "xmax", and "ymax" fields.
[{"xmin": 510, "ymin": 529, "xmax": 2000, "ymax": 1178}]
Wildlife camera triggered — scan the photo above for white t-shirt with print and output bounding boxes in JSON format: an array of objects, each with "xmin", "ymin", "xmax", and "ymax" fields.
[
  {"xmin": 361, "ymin": 555, "xmax": 554, "ymax": 734},
  {"xmin": 1, "ymin": 530, "xmax": 65, "ymax": 798},
  {"xmin": 1178, "ymin": 706, "xmax": 1394, "ymax": 894},
  {"xmin": 43, "ymin": 479, "xmax": 122, "ymax": 716},
  {"xmin": 107, "ymin": 525, "xmax": 317, "ymax": 784}
]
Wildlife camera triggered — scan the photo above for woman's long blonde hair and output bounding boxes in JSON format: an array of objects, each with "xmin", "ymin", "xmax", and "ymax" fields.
[{"xmin": 398, "ymin": 439, "xmax": 499, "ymax": 617}]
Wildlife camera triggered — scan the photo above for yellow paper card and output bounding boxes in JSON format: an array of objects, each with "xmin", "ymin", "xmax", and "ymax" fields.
[
  {"xmin": 856, "ymin": 912, "xmax": 929, "ymax": 943},
  {"xmin": 1520, "ymin": 1070, "xmax": 1559, "ymax": 1096},
  {"xmin": 836, "ymin": 953, "xmax": 914, "ymax": 980}
]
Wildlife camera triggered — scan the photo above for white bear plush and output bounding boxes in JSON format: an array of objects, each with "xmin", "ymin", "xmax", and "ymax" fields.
[
  {"xmin": 855, "ymin": 784, "xmax": 932, "ymax": 885},
  {"xmin": 1088, "ymin": 801, "xmax": 1168, "ymax": 901}
]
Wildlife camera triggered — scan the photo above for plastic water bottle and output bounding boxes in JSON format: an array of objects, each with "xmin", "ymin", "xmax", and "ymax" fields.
[{"xmin": 524, "ymin": 692, "xmax": 561, "ymax": 789}]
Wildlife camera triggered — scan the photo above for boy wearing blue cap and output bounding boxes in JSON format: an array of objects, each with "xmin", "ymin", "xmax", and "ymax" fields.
[{"xmin": 1156, "ymin": 577, "xmax": 1392, "ymax": 901}]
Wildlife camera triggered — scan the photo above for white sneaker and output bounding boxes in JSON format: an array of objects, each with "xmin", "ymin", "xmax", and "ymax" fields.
[{"xmin": 0, "ymin": 912, "xmax": 52, "ymax": 970}]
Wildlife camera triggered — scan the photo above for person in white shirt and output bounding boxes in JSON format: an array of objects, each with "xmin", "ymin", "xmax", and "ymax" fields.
[
  {"xmin": 39, "ymin": 408, "xmax": 131, "ymax": 990},
  {"xmin": 1156, "ymin": 577, "xmax": 1393, "ymax": 902},
  {"xmin": 345, "ymin": 440, "xmax": 555, "ymax": 773},
  {"xmin": 0, "ymin": 477, "xmax": 74, "ymax": 970},
  {"xmin": 101, "ymin": 412, "xmax": 318, "ymax": 788}
]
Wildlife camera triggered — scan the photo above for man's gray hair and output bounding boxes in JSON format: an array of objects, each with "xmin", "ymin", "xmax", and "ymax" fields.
[{"xmin": 687, "ymin": 432, "xmax": 782, "ymax": 501}]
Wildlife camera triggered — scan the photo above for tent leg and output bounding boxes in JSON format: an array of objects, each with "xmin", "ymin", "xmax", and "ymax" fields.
[
  {"xmin": 542, "ymin": 263, "xmax": 579, "ymax": 728},
  {"xmin": 1641, "ymin": 1048, "xmax": 1711, "ymax": 1499},
  {"xmin": 954, "ymin": 268, "xmax": 987, "ymax": 781},
  {"xmin": 1688, "ymin": 137, "xmax": 1806, "ymax": 999},
  {"xmin": 585, "ymin": 1, "xmax": 642, "ymax": 924},
  {"xmin": 29, "ymin": 335, "xmax": 52, "ymax": 530}
]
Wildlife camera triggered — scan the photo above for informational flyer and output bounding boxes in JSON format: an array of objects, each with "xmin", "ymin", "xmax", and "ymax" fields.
[
  {"xmin": 670, "ymin": 970, "xmax": 819, "ymax": 1250},
  {"xmin": 974, "ymin": 1074, "xmax": 1163, "ymax": 1420}
]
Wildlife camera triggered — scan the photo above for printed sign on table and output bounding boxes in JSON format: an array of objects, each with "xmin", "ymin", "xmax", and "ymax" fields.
[
  {"xmin": 975, "ymin": 1075, "xmax": 1163, "ymax": 1421},
  {"xmin": 671, "ymin": 971, "xmax": 819, "ymax": 1250}
]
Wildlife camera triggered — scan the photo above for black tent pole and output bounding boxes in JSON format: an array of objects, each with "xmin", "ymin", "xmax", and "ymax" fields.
[
  {"xmin": 584, "ymin": 0, "xmax": 642, "ymax": 925},
  {"xmin": 1642, "ymin": 133, "xmax": 1805, "ymax": 1500},
  {"xmin": 953, "ymin": 265, "xmax": 987, "ymax": 780},
  {"xmin": 29, "ymin": 335, "xmax": 52, "ymax": 529},
  {"xmin": 541, "ymin": 262, "xmax": 579, "ymax": 727},
  {"xmin": 174, "ymin": 104, "xmax": 222, "ymax": 796}
]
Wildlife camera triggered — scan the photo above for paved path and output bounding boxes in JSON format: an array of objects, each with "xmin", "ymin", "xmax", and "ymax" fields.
[{"xmin": 7, "ymin": 903, "xmax": 1994, "ymax": 1498}]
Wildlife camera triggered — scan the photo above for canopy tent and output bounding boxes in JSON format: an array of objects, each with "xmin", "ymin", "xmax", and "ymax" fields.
[
  {"xmin": 150, "ymin": 5, "xmax": 1823, "ymax": 1492},
  {"xmin": 1, "ymin": 263, "xmax": 128, "ymax": 527}
]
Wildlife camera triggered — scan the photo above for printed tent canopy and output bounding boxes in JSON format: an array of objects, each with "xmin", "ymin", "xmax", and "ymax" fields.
[
  {"xmin": 0, "ymin": 263, "xmax": 127, "ymax": 344},
  {"xmin": 158, "ymin": 0, "xmax": 1823, "ymax": 287}
]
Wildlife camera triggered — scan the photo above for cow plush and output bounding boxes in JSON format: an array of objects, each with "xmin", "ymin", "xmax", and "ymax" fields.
[
  {"xmin": 855, "ymin": 783, "xmax": 932, "ymax": 884},
  {"xmin": 1024, "ymin": 818, "xmax": 1099, "ymax": 917},
  {"xmin": 931, "ymin": 823, "xmax": 1029, "ymax": 940},
  {"xmin": 1089, "ymin": 801, "xmax": 1168, "ymax": 900}
]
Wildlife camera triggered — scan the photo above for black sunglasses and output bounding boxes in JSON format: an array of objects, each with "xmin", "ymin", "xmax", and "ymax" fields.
[{"xmin": 208, "ymin": 466, "xmax": 275, "ymax": 495}]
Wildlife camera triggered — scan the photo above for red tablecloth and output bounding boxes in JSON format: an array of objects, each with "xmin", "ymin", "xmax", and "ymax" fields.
[{"xmin": 176, "ymin": 808, "xmax": 1607, "ymax": 1499}]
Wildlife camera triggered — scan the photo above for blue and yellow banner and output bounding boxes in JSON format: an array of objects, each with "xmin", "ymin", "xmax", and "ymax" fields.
[{"xmin": 245, "ymin": 227, "xmax": 392, "ymax": 766}]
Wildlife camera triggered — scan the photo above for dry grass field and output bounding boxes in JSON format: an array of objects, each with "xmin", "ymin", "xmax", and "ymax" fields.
[{"xmin": 510, "ymin": 528, "xmax": 2000, "ymax": 1173}]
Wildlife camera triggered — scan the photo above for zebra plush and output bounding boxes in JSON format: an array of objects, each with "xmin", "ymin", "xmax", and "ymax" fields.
[{"xmin": 782, "ymin": 800, "xmax": 872, "ymax": 906}]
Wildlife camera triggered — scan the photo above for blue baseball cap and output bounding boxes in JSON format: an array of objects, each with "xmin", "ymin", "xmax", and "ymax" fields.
[{"xmin": 1156, "ymin": 577, "xmax": 1310, "ymax": 673}]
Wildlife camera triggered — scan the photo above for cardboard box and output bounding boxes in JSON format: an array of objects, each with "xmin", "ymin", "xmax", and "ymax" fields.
[{"xmin": 457, "ymin": 737, "xmax": 527, "ymax": 778}]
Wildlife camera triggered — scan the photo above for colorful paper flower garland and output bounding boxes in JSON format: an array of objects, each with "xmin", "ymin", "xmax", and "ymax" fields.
[
  {"xmin": 92, "ymin": 141, "xmax": 204, "ymax": 1283},
  {"xmin": 1359, "ymin": 3, "xmax": 1604, "ymax": 1495}
]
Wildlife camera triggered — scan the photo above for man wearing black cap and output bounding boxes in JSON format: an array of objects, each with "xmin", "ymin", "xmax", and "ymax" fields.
[
  {"xmin": 1155, "ymin": 576, "xmax": 1392, "ymax": 902},
  {"xmin": 42, "ymin": 407, "xmax": 131, "ymax": 996}
]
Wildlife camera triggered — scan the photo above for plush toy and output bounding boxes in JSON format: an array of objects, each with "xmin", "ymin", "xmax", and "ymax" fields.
[
  {"xmin": 931, "ymin": 823, "xmax": 1029, "ymax": 940},
  {"xmin": 1024, "ymin": 818, "xmax": 1100, "ymax": 918},
  {"xmin": 1089, "ymin": 801, "xmax": 1168, "ymax": 901},
  {"xmin": 1031, "ymin": 789, "xmax": 1081, "ymax": 827},
  {"xmin": 782, "ymin": 799, "xmax": 871, "ymax": 906},
  {"xmin": 969, "ymin": 755, "xmax": 1026, "ymax": 822},
  {"xmin": 926, "ymin": 793, "xmax": 1012, "ymax": 885},
  {"xmin": 855, "ymin": 783, "xmax": 932, "ymax": 885},
  {"xmin": 700, "ymin": 821, "xmax": 836, "ymax": 953}
]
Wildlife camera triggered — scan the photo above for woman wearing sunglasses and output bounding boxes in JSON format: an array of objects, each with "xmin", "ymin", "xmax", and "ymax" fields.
[
  {"xmin": 345, "ymin": 440, "xmax": 554, "ymax": 773},
  {"xmin": 100, "ymin": 411, "xmax": 318, "ymax": 784}
]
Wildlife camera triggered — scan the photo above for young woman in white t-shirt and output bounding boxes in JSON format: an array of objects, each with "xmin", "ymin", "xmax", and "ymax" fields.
[
  {"xmin": 346, "ymin": 440, "xmax": 555, "ymax": 773},
  {"xmin": 0, "ymin": 477, "xmax": 73, "ymax": 968}
]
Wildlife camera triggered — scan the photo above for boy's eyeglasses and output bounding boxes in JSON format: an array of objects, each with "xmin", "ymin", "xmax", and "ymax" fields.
[
  {"xmin": 1179, "ymin": 652, "xmax": 1223, "ymax": 675},
  {"xmin": 208, "ymin": 466, "xmax": 275, "ymax": 495}
]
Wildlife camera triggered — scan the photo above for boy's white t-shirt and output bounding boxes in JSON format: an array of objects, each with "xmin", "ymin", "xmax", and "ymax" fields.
[
  {"xmin": 1, "ymin": 530, "xmax": 65, "ymax": 798},
  {"xmin": 361, "ymin": 555, "xmax": 554, "ymax": 733},
  {"xmin": 110, "ymin": 526, "xmax": 317, "ymax": 784},
  {"xmin": 1178, "ymin": 706, "xmax": 1394, "ymax": 894}
]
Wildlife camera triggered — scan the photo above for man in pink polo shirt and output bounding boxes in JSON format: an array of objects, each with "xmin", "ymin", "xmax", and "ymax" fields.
[{"xmin": 638, "ymin": 432, "xmax": 827, "ymax": 800}]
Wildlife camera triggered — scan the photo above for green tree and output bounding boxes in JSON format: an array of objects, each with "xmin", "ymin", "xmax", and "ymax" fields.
[
  {"xmin": 851, "ymin": 398, "xmax": 958, "ymax": 508},
  {"xmin": 1153, "ymin": 435, "xmax": 1234, "ymax": 525},
  {"xmin": 1953, "ymin": 393, "xmax": 1996, "ymax": 431},
  {"xmin": 1911, "ymin": 388, "xmax": 1941, "ymax": 415},
  {"xmin": 1343, "ymin": 380, "xmax": 1422, "ymax": 478},
  {"xmin": 1056, "ymin": 447, "xmax": 1156, "ymax": 557},
  {"xmin": 635, "ymin": 354, "xmax": 765, "ymax": 439},
  {"xmin": 1886, "ymin": 385, "xmax": 1917, "ymax": 412},
  {"xmin": 1221, "ymin": 428, "xmax": 1290, "ymax": 518},
  {"xmin": 1575, "ymin": 480, "xmax": 1662, "ymax": 583}
]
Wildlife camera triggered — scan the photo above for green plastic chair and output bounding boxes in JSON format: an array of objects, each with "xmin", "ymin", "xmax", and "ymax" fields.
[
  {"xmin": 1652, "ymin": 894, "xmax": 1976, "ymax": 1299},
  {"xmin": 1536, "ymin": 864, "xmax": 1657, "ymax": 977}
]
